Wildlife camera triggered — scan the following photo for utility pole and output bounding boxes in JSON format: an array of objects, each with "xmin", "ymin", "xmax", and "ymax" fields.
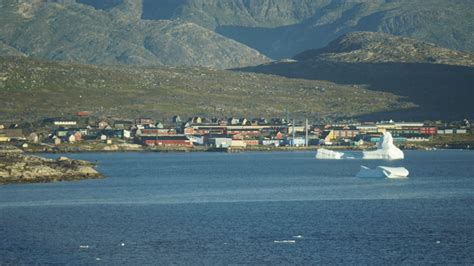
[
  {"xmin": 284, "ymin": 108, "xmax": 290, "ymax": 145},
  {"xmin": 292, "ymin": 119, "xmax": 296, "ymax": 147},
  {"xmin": 305, "ymin": 118, "xmax": 309, "ymax": 147}
]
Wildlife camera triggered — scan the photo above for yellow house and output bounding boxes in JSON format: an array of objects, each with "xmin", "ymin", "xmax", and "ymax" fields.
[{"xmin": 321, "ymin": 130, "xmax": 335, "ymax": 142}]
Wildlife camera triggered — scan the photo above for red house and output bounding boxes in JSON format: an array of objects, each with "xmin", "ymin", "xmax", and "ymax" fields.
[
  {"xmin": 420, "ymin": 127, "xmax": 437, "ymax": 136},
  {"xmin": 137, "ymin": 118, "xmax": 154, "ymax": 125},
  {"xmin": 140, "ymin": 135, "xmax": 192, "ymax": 147},
  {"xmin": 76, "ymin": 111, "xmax": 91, "ymax": 117},
  {"xmin": 243, "ymin": 139, "xmax": 259, "ymax": 146}
]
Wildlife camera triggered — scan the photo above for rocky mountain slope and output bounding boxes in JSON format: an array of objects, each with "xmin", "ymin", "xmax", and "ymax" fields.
[
  {"xmin": 1, "ymin": 0, "xmax": 471, "ymax": 66},
  {"xmin": 0, "ymin": 0, "xmax": 268, "ymax": 68},
  {"xmin": 0, "ymin": 56, "xmax": 414, "ymax": 121},
  {"xmin": 140, "ymin": 0, "xmax": 474, "ymax": 59},
  {"xmin": 295, "ymin": 32, "xmax": 474, "ymax": 67},
  {"xmin": 0, "ymin": 41, "xmax": 25, "ymax": 57},
  {"xmin": 141, "ymin": 0, "xmax": 327, "ymax": 28},
  {"xmin": 239, "ymin": 32, "xmax": 474, "ymax": 120}
]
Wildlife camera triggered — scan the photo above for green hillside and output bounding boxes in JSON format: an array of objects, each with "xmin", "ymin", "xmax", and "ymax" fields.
[{"xmin": 0, "ymin": 56, "xmax": 413, "ymax": 122}]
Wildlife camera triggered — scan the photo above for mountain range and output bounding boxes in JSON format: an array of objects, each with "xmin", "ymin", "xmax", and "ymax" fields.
[
  {"xmin": 103, "ymin": 0, "xmax": 474, "ymax": 59},
  {"xmin": 0, "ymin": 0, "xmax": 268, "ymax": 69},
  {"xmin": 1, "ymin": 0, "xmax": 473, "ymax": 67}
]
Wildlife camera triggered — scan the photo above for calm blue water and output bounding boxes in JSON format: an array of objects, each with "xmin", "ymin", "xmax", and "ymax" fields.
[{"xmin": 1, "ymin": 150, "xmax": 473, "ymax": 264}]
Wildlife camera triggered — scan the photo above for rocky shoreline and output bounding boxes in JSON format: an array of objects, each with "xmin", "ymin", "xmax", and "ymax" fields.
[
  {"xmin": 19, "ymin": 142, "xmax": 474, "ymax": 154},
  {"xmin": 0, "ymin": 145, "xmax": 103, "ymax": 184}
]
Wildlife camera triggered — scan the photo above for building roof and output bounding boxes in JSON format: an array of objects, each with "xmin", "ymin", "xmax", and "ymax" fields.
[
  {"xmin": 205, "ymin": 134, "xmax": 233, "ymax": 139},
  {"xmin": 141, "ymin": 135, "xmax": 190, "ymax": 141}
]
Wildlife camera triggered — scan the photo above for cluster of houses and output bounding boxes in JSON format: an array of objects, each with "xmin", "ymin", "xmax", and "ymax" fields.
[{"xmin": 0, "ymin": 112, "xmax": 472, "ymax": 148}]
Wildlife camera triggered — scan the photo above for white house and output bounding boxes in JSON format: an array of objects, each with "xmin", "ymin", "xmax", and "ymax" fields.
[{"xmin": 54, "ymin": 120, "xmax": 77, "ymax": 126}]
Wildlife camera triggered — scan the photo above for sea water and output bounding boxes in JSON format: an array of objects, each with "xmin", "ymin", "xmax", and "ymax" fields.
[{"xmin": 1, "ymin": 150, "xmax": 473, "ymax": 264}]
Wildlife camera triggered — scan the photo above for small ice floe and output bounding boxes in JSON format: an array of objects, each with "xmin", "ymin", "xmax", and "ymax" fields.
[
  {"xmin": 292, "ymin": 235, "xmax": 303, "ymax": 239},
  {"xmin": 315, "ymin": 149, "xmax": 344, "ymax": 159},
  {"xmin": 436, "ymin": 240, "xmax": 441, "ymax": 244},
  {"xmin": 356, "ymin": 165, "xmax": 409, "ymax": 179},
  {"xmin": 273, "ymin": 240, "xmax": 296, "ymax": 244},
  {"xmin": 120, "ymin": 243, "xmax": 125, "ymax": 247},
  {"xmin": 79, "ymin": 245, "xmax": 89, "ymax": 249},
  {"xmin": 95, "ymin": 258, "xmax": 102, "ymax": 261}
]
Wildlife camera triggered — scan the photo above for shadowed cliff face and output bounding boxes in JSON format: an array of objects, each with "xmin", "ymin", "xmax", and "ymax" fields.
[
  {"xmin": 238, "ymin": 32, "xmax": 474, "ymax": 120},
  {"xmin": 142, "ymin": 0, "xmax": 187, "ymax": 20},
  {"xmin": 240, "ymin": 61, "xmax": 474, "ymax": 120},
  {"xmin": 141, "ymin": 0, "xmax": 329, "ymax": 28},
  {"xmin": 76, "ymin": 0, "xmax": 122, "ymax": 10}
]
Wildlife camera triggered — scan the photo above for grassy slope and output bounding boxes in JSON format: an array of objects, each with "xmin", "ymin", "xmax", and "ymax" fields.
[{"xmin": 0, "ymin": 56, "xmax": 413, "ymax": 122}]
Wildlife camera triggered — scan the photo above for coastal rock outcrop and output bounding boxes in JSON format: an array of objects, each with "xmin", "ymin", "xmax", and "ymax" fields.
[{"xmin": 0, "ymin": 145, "xmax": 103, "ymax": 184}]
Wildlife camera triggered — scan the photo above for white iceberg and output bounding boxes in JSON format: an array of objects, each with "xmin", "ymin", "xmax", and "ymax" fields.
[
  {"xmin": 362, "ymin": 132, "xmax": 404, "ymax": 160},
  {"xmin": 356, "ymin": 165, "xmax": 409, "ymax": 179},
  {"xmin": 315, "ymin": 148, "xmax": 344, "ymax": 159},
  {"xmin": 315, "ymin": 132, "xmax": 404, "ymax": 160}
]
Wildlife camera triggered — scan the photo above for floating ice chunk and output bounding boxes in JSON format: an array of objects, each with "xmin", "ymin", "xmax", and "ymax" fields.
[
  {"xmin": 120, "ymin": 243, "xmax": 125, "ymax": 247},
  {"xmin": 356, "ymin": 165, "xmax": 409, "ymax": 179},
  {"xmin": 79, "ymin": 245, "xmax": 89, "ymax": 249},
  {"xmin": 273, "ymin": 240, "xmax": 296, "ymax": 244},
  {"xmin": 292, "ymin": 235, "xmax": 303, "ymax": 239},
  {"xmin": 316, "ymin": 148, "xmax": 344, "ymax": 159},
  {"xmin": 316, "ymin": 132, "xmax": 403, "ymax": 160},
  {"xmin": 362, "ymin": 132, "xmax": 404, "ymax": 160}
]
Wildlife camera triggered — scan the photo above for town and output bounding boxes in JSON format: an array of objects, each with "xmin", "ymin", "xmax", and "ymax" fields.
[{"xmin": 0, "ymin": 111, "xmax": 472, "ymax": 152}]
